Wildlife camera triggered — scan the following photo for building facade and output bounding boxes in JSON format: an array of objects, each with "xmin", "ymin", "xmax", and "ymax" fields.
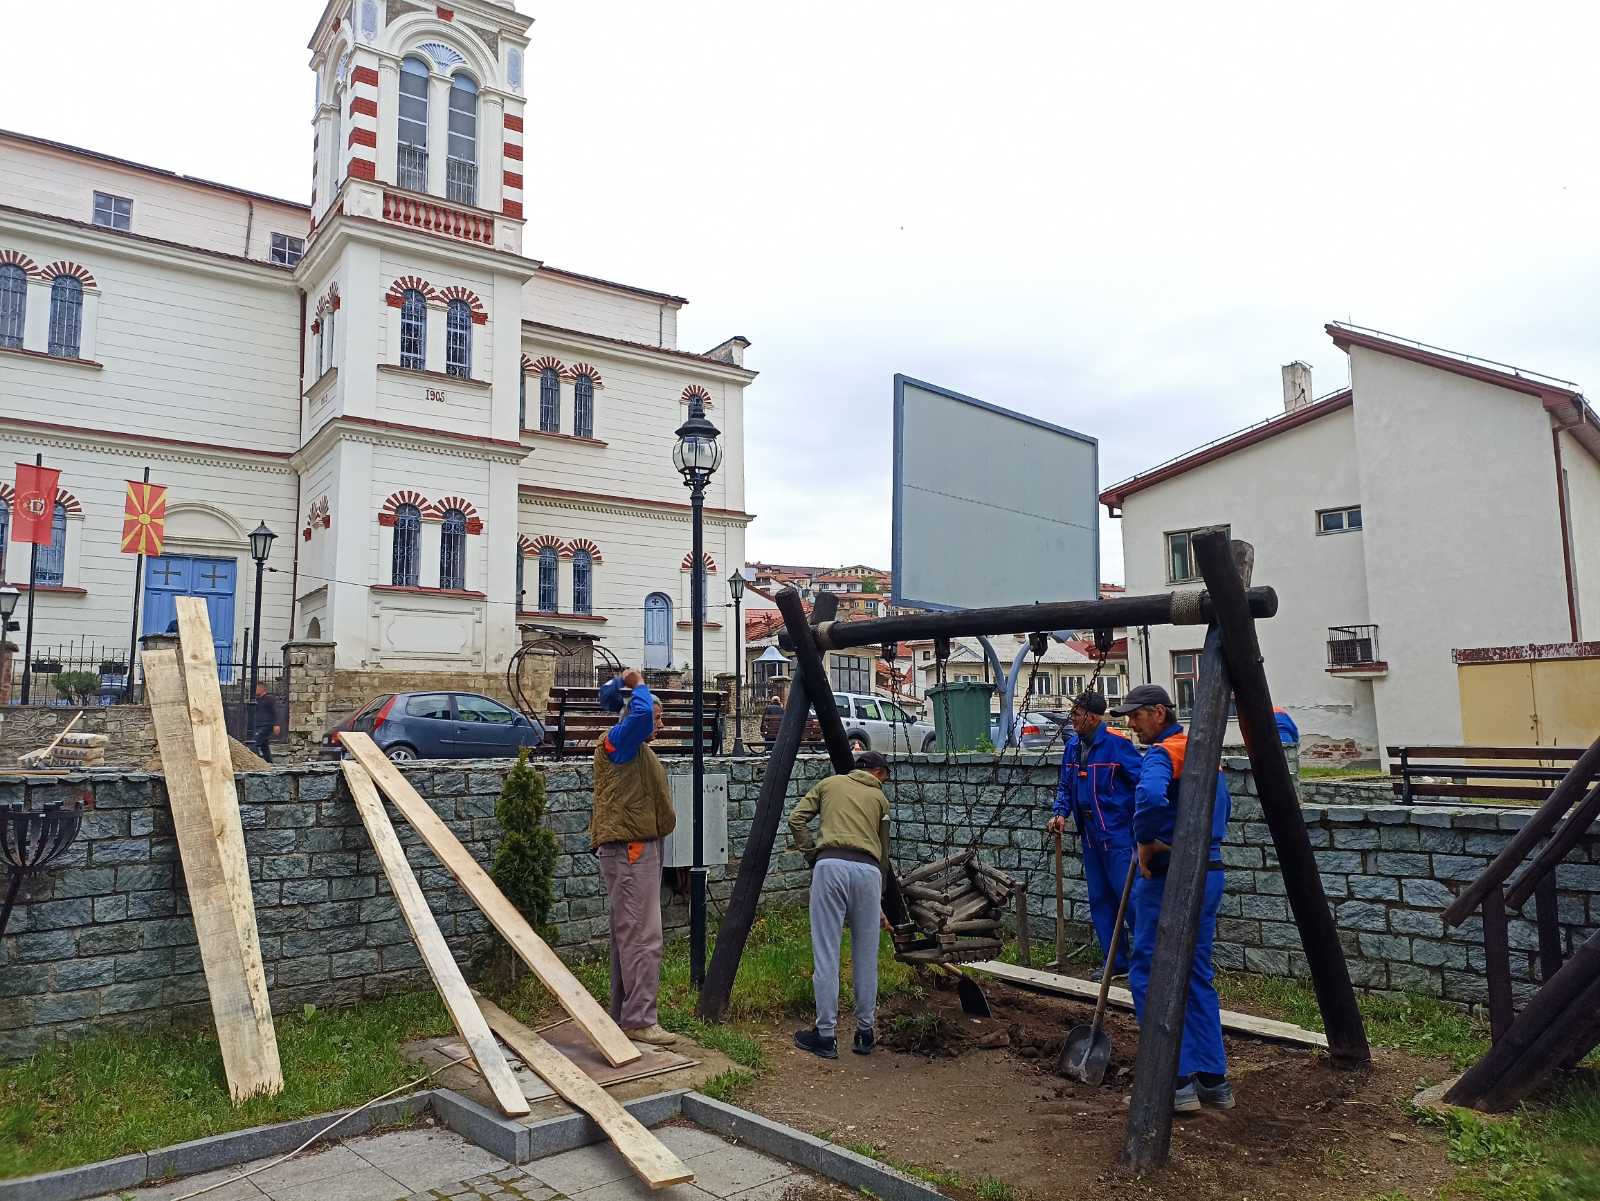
[
  {"xmin": 1101, "ymin": 325, "xmax": 1600, "ymax": 763},
  {"xmin": 0, "ymin": 0, "xmax": 754, "ymax": 691}
]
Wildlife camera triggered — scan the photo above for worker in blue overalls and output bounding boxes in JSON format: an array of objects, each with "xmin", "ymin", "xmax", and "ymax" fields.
[
  {"xmin": 1273, "ymin": 706, "xmax": 1300, "ymax": 746},
  {"xmin": 1047, "ymin": 690, "xmax": 1144, "ymax": 980},
  {"xmin": 1111, "ymin": 683, "xmax": 1233, "ymax": 1113}
]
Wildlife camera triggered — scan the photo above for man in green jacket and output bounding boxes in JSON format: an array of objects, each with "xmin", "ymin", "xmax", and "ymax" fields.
[{"xmin": 789, "ymin": 751, "xmax": 893, "ymax": 1059}]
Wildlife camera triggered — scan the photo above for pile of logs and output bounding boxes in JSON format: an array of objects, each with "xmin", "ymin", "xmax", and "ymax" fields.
[{"xmin": 897, "ymin": 848, "xmax": 1019, "ymax": 964}]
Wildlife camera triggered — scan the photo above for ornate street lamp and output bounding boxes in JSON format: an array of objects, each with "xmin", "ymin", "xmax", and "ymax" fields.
[
  {"xmin": 247, "ymin": 522, "xmax": 277, "ymax": 699},
  {"xmin": 673, "ymin": 396, "xmax": 721, "ymax": 987},
  {"xmin": 728, "ymin": 568, "xmax": 749, "ymax": 757}
]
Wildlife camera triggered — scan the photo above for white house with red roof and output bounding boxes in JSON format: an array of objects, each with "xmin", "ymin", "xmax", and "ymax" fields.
[
  {"xmin": 0, "ymin": 0, "xmax": 754, "ymax": 685},
  {"xmin": 1100, "ymin": 324, "xmax": 1600, "ymax": 763}
]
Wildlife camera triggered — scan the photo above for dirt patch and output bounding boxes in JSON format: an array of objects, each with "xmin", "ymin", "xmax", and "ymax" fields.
[{"xmin": 743, "ymin": 979, "xmax": 1460, "ymax": 1201}]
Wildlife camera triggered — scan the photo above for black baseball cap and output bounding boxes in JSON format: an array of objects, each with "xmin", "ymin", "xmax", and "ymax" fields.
[
  {"xmin": 1071, "ymin": 690, "xmax": 1107, "ymax": 715},
  {"xmin": 1109, "ymin": 683, "xmax": 1175, "ymax": 716},
  {"xmin": 855, "ymin": 750, "xmax": 892, "ymax": 777}
]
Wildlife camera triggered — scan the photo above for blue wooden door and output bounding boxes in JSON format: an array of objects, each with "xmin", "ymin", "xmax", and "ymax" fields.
[
  {"xmin": 143, "ymin": 555, "xmax": 238, "ymax": 679},
  {"xmin": 643, "ymin": 593, "xmax": 672, "ymax": 669}
]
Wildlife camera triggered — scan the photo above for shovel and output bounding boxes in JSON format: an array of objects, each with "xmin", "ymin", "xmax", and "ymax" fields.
[
  {"xmin": 1053, "ymin": 829, "xmax": 1066, "ymax": 969},
  {"xmin": 1055, "ymin": 855, "xmax": 1137, "ymax": 1084}
]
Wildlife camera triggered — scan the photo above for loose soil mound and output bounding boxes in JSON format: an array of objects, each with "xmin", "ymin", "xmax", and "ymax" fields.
[{"xmin": 746, "ymin": 976, "xmax": 1457, "ymax": 1201}]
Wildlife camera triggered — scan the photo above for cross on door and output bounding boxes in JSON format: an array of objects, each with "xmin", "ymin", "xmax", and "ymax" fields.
[
  {"xmin": 196, "ymin": 562, "xmax": 231, "ymax": 591},
  {"xmin": 150, "ymin": 559, "xmax": 186, "ymax": 587}
]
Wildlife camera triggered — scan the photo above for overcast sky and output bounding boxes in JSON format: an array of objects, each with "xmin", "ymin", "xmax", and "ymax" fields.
[{"xmin": 11, "ymin": 2, "xmax": 1599, "ymax": 586}]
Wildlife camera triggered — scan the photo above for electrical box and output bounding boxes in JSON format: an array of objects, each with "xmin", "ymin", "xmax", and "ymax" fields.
[{"xmin": 663, "ymin": 773, "xmax": 729, "ymax": 868}]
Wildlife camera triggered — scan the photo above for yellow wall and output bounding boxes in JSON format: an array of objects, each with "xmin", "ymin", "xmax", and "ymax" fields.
[{"xmin": 1459, "ymin": 657, "xmax": 1600, "ymax": 747}]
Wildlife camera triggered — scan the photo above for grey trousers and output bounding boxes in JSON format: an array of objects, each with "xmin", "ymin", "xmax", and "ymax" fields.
[
  {"xmin": 809, "ymin": 857, "xmax": 883, "ymax": 1037},
  {"xmin": 597, "ymin": 838, "xmax": 664, "ymax": 1029}
]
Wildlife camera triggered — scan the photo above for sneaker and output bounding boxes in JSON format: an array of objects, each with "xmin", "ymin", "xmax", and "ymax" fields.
[
  {"xmin": 853, "ymin": 1028, "xmax": 875, "ymax": 1056},
  {"xmin": 794, "ymin": 1027, "xmax": 839, "ymax": 1060},
  {"xmin": 624, "ymin": 1024, "xmax": 678, "ymax": 1046},
  {"xmin": 1196, "ymin": 1077, "xmax": 1235, "ymax": 1109},
  {"xmin": 1173, "ymin": 1080, "xmax": 1202, "ymax": 1113}
]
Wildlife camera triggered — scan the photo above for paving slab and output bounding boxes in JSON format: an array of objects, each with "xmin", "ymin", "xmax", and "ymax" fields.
[
  {"xmin": 524, "ymin": 1142, "xmax": 639, "ymax": 1195},
  {"xmin": 680, "ymin": 1146, "xmax": 792, "ymax": 1199},
  {"xmin": 239, "ymin": 1144, "xmax": 370, "ymax": 1194},
  {"xmin": 356, "ymin": 1128, "xmax": 516, "ymax": 1192},
  {"xmin": 267, "ymin": 1165, "xmax": 410, "ymax": 1201},
  {"xmin": 652, "ymin": 1125, "xmax": 740, "ymax": 1161},
  {"xmin": 570, "ymin": 1181, "xmax": 720, "ymax": 1201}
]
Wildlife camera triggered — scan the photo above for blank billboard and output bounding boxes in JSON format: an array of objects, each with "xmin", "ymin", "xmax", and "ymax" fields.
[{"xmin": 892, "ymin": 375, "xmax": 1099, "ymax": 612}]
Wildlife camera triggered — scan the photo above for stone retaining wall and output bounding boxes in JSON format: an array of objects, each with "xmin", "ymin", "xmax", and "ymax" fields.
[{"xmin": 1, "ymin": 752, "xmax": 1593, "ymax": 1062}]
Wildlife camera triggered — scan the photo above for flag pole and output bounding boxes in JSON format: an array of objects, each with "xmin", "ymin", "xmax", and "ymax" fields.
[
  {"xmin": 123, "ymin": 466, "xmax": 150, "ymax": 699},
  {"xmin": 18, "ymin": 453, "xmax": 41, "ymax": 705}
]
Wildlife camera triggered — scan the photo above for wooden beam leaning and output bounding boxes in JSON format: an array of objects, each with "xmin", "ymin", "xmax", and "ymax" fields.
[
  {"xmin": 1121, "ymin": 623, "xmax": 1233, "ymax": 1172},
  {"xmin": 1505, "ymin": 780, "xmax": 1600, "ymax": 911},
  {"xmin": 476, "ymin": 994, "xmax": 693, "ymax": 1189},
  {"xmin": 339, "ymin": 732, "xmax": 639, "ymax": 1068},
  {"xmin": 810, "ymin": 587, "xmax": 1279, "ymax": 651},
  {"xmin": 781, "ymin": 589, "xmax": 855, "ymax": 775},
  {"xmin": 698, "ymin": 589, "xmax": 839, "ymax": 1020},
  {"xmin": 142, "ymin": 648, "xmax": 283, "ymax": 1103},
  {"xmin": 1192, "ymin": 530, "xmax": 1371, "ymax": 1066},
  {"xmin": 341, "ymin": 761, "xmax": 528, "ymax": 1117}
]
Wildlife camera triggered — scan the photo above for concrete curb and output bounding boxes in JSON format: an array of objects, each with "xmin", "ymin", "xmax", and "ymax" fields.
[
  {"xmin": 431, "ymin": 1087, "xmax": 689, "ymax": 1165},
  {"xmin": 682, "ymin": 1092, "xmax": 948, "ymax": 1201}
]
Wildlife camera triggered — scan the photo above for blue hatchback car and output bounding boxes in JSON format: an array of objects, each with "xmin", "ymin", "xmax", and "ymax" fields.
[{"xmin": 325, "ymin": 691, "xmax": 546, "ymax": 761}]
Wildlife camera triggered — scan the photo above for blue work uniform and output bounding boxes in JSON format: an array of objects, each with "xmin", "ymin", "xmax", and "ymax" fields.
[
  {"xmin": 1128, "ymin": 721, "xmax": 1231, "ymax": 1081},
  {"xmin": 1273, "ymin": 707, "xmax": 1300, "ymax": 746},
  {"xmin": 1054, "ymin": 723, "xmax": 1143, "ymax": 973},
  {"xmin": 598, "ymin": 677, "xmax": 656, "ymax": 765}
]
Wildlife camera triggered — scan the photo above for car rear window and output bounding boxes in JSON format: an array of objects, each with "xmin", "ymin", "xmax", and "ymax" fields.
[{"xmin": 405, "ymin": 693, "xmax": 453, "ymax": 720}]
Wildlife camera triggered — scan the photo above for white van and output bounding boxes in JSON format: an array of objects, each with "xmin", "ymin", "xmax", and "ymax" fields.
[{"xmin": 832, "ymin": 692, "xmax": 938, "ymax": 754}]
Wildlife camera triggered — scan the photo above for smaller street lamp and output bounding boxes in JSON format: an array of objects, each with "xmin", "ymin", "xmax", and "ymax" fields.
[
  {"xmin": 0, "ymin": 584, "xmax": 19, "ymax": 630},
  {"xmin": 728, "ymin": 568, "xmax": 749, "ymax": 756},
  {"xmin": 247, "ymin": 522, "xmax": 277, "ymax": 699}
]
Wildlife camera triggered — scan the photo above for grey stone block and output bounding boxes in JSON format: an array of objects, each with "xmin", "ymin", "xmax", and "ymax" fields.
[
  {"xmin": 1400, "ymin": 878, "xmax": 1457, "ymax": 910},
  {"xmin": 1357, "ymin": 933, "xmax": 1411, "ymax": 962},
  {"xmin": 1389, "ymin": 963, "xmax": 1443, "ymax": 995},
  {"xmin": 1432, "ymin": 854, "xmax": 1490, "ymax": 882},
  {"xmin": 1390, "ymin": 909, "xmax": 1444, "ymax": 938},
  {"xmin": 1331, "ymin": 827, "xmax": 1380, "ymax": 850},
  {"xmin": 1347, "ymin": 876, "xmax": 1400, "ymax": 901},
  {"xmin": 100, "ymin": 980, "xmax": 167, "ymax": 1014},
  {"xmin": 1345, "ymin": 958, "xmax": 1388, "ymax": 988},
  {"xmin": 0, "ymin": 1152, "xmax": 148, "ymax": 1201},
  {"xmin": 1336, "ymin": 900, "xmax": 1389, "ymax": 931},
  {"xmin": 52, "ymin": 956, "xmax": 117, "ymax": 991},
  {"xmin": 1243, "ymin": 947, "xmax": 1292, "ymax": 976},
  {"xmin": 1411, "ymin": 940, "xmax": 1469, "ymax": 970},
  {"xmin": 89, "ymin": 838, "xmax": 150, "ymax": 866},
  {"xmin": 33, "ymin": 988, "xmax": 100, "ymax": 1024},
  {"xmin": 432, "ymin": 1088, "xmax": 529, "ymax": 1163},
  {"xmin": 1372, "ymin": 852, "xmax": 1430, "ymax": 878},
  {"xmin": 1313, "ymin": 850, "xmax": 1365, "ymax": 874}
]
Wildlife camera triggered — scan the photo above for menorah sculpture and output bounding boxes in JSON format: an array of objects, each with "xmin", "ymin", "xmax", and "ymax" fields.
[{"xmin": 0, "ymin": 799, "xmax": 83, "ymax": 939}]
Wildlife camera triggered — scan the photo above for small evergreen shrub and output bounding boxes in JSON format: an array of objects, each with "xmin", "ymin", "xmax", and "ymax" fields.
[{"xmin": 491, "ymin": 749, "xmax": 559, "ymax": 937}]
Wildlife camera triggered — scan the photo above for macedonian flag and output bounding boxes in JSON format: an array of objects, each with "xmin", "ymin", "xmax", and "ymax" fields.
[{"xmin": 121, "ymin": 480, "xmax": 168, "ymax": 556}]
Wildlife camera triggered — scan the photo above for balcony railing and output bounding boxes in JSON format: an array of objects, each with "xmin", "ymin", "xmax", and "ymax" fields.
[
  {"xmin": 446, "ymin": 158, "xmax": 478, "ymax": 207},
  {"xmin": 381, "ymin": 189, "xmax": 495, "ymax": 245},
  {"xmin": 397, "ymin": 144, "xmax": 428, "ymax": 193},
  {"xmin": 1327, "ymin": 624, "xmax": 1383, "ymax": 671}
]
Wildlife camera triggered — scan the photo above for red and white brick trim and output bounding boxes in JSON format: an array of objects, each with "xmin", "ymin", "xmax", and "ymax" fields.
[
  {"xmin": 681, "ymin": 383, "xmax": 714, "ymax": 410},
  {"xmin": 430, "ymin": 496, "xmax": 483, "ymax": 533},
  {"xmin": 40, "ymin": 260, "xmax": 97, "ymax": 290},
  {"xmin": 569, "ymin": 362, "xmax": 604, "ymax": 388},
  {"xmin": 378, "ymin": 489, "xmax": 430, "ymax": 526},
  {"xmin": 565, "ymin": 537, "xmax": 603, "ymax": 563},
  {"xmin": 527, "ymin": 354, "xmax": 564, "ymax": 376},
  {"xmin": 681, "ymin": 552, "xmax": 718, "ymax": 573},
  {"xmin": 385, "ymin": 275, "xmax": 440, "ymax": 308},
  {"xmin": 438, "ymin": 285, "xmax": 488, "ymax": 325},
  {"xmin": 522, "ymin": 533, "xmax": 564, "ymax": 556},
  {"xmin": 346, "ymin": 64, "xmax": 381, "ymax": 183},
  {"xmin": 0, "ymin": 250, "xmax": 43, "ymax": 279},
  {"xmin": 502, "ymin": 111, "xmax": 525, "ymax": 220}
]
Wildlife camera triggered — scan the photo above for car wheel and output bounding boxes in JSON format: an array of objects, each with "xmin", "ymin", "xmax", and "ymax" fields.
[
  {"xmin": 849, "ymin": 734, "xmax": 869, "ymax": 753},
  {"xmin": 385, "ymin": 744, "xmax": 419, "ymax": 762},
  {"xmin": 921, "ymin": 732, "xmax": 937, "ymax": 753}
]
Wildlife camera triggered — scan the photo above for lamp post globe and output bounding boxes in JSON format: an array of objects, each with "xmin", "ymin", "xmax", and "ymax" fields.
[
  {"xmin": 673, "ymin": 396, "xmax": 721, "ymax": 987},
  {"xmin": 247, "ymin": 522, "xmax": 276, "ymax": 700}
]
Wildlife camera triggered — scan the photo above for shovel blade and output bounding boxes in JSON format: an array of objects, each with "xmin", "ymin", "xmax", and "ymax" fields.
[
  {"xmin": 955, "ymin": 973, "xmax": 993, "ymax": 1019},
  {"xmin": 1056, "ymin": 1021, "xmax": 1111, "ymax": 1085}
]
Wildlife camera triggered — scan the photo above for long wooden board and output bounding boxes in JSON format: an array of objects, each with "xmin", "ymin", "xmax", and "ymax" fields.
[
  {"xmin": 475, "ymin": 994, "xmax": 692, "ymax": 1190},
  {"xmin": 340, "ymin": 731, "xmax": 640, "ymax": 1067},
  {"xmin": 143, "ymin": 649, "xmax": 283, "ymax": 1101},
  {"xmin": 341, "ymin": 762, "xmax": 528, "ymax": 1117},
  {"xmin": 967, "ymin": 960, "xmax": 1329, "ymax": 1049}
]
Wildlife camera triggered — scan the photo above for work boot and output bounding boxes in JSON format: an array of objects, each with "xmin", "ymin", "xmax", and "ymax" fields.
[
  {"xmin": 853, "ymin": 1027, "xmax": 876, "ymax": 1056},
  {"xmin": 625, "ymin": 1024, "xmax": 678, "ymax": 1046},
  {"xmin": 1196, "ymin": 1076, "xmax": 1235, "ymax": 1109},
  {"xmin": 794, "ymin": 1027, "xmax": 839, "ymax": 1059},
  {"xmin": 1173, "ymin": 1080, "xmax": 1202, "ymax": 1113}
]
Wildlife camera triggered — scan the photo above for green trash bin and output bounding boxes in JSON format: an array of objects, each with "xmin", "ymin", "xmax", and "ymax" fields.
[{"xmin": 927, "ymin": 680, "xmax": 997, "ymax": 752}]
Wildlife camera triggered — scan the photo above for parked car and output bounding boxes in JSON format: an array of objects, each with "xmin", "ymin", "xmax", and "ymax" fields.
[
  {"xmin": 991, "ymin": 709, "xmax": 1070, "ymax": 751},
  {"xmin": 323, "ymin": 692, "xmax": 545, "ymax": 761},
  {"xmin": 831, "ymin": 692, "xmax": 938, "ymax": 754}
]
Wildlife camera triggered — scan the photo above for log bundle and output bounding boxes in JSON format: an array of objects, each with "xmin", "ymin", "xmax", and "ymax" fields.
[{"xmin": 896, "ymin": 848, "xmax": 1020, "ymax": 964}]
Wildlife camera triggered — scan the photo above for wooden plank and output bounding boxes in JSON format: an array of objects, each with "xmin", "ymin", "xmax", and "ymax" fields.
[
  {"xmin": 1482, "ymin": 889, "xmax": 1515, "ymax": 1044},
  {"xmin": 475, "ymin": 994, "xmax": 693, "ymax": 1190},
  {"xmin": 142, "ymin": 649, "xmax": 283, "ymax": 1102},
  {"xmin": 966, "ymin": 960, "xmax": 1328, "ymax": 1049},
  {"xmin": 339, "ymin": 731, "xmax": 640, "ymax": 1068},
  {"xmin": 340, "ymin": 761, "xmax": 528, "ymax": 1117}
]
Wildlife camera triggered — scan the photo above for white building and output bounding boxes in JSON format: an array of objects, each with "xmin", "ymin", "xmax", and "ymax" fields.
[
  {"xmin": 1100, "ymin": 324, "xmax": 1600, "ymax": 763},
  {"xmin": 0, "ymin": 0, "xmax": 754, "ymax": 688}
]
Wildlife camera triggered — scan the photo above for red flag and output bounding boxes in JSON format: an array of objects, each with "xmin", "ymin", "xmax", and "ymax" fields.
[
  {"xmin": 11, "ymin": 463, "xmax": 61, "ymax": 544},
  {"xmin": 121, "ymin": 480, "xmax": 168, "ymax": 556}
]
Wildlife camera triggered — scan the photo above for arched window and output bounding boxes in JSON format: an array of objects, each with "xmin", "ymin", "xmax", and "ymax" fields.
[
  {"xmin": 307, "ymin": 617, "xmax": 322, "ymax": 639},
  {"xmin": 48, "ymin": 276, "xmax": 82, "ymax": 358},
  {"xmin": 574, "ymin": 374, "xmax": 594, "ymax": 439},
  {"xmin": 515, "ymin": 544, "xmax": 526, "ymax": 611},
  {"xmin": 0, "ymin": 264, "xmax": 26, "ymax": 349},
  {"xmin": 445, "ymin": 299, "xmax": 471, "ymax": 378},
  {"xmin": 572, "ymin": 549, "xmax": 592, "ymax": 615},
  {"xmin": 36, "ymin": 503, "xmax": 68, "ymax": 586},
  {"xmin": 391, "ymin": 503, "xmax": 421, "ymax": 586},
  {"xmin": 446, "ymin": 74, "xmax": 478, "ymax": 205},
  {"xmin": 439, "ymin": 507, "xmax": 467, "ymax": 589},
  {"xmin": 539, "ymin": 367, "xmax": 560, "ymax": 433},
  {"xmin": 518, "ymin": 368, "xmax": 527, "ymax": 429},
  {"xmin": 400, "ymin": 288, "xmax": 426, "ymax": 370},
  {"xmin": 397, "ymin": 56, "xmax": 430, "ymax": 191},
  {"xmin": 537, "ymin": 547, "xmax": 558, "ymax": 612}
]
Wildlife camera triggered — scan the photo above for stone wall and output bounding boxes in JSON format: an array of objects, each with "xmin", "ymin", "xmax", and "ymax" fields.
[
  {"xmin": 2, "ymin": 751, "xmax": 1595, "ymax": 1062},
  {"xmin": 0, "ymin": 703, "xmax": 159, "ymax": 768}
]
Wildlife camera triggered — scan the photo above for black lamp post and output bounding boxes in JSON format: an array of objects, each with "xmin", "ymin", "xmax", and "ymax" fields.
[
  {"xmin": 673, "ymin": 396, "xmax": 721, "ymax": 987},
  {"xmin": 247, "ymin": 522, "xmax": 277, "ymax": 698},
  {"xmin": 728, "ymin": 569, "xmax": 748, "ymax": 757}
]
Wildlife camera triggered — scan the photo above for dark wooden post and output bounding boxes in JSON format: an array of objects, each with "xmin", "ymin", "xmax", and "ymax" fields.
[
  {"xmin": 1121, "ymin": 618, "xmax": 1233, "ymax": 1171},
  {"xmin": 696, "ymin": 589, "xmax": 838, "ymax": 1021},
  {"xmin": 1192, "ymin": 529, "xmax": 1371, "ymax": 1066},
  {"xmin": 783, "ymin": 599, "xmax": 854, "ymax": 777},
  {"xmin": 1534, "ymin": 872, "xmax": 1564, "ymax": 982},
  {"xmin": 1015, "ymin": 889, "xmax": 1031, "ymax": 965},
  {"xmin": 1482, "ymin": 888, "xmax": 1515, "ymax": 1043},
  {"xmin": 1504, "ymin": 780, "xmax": 1600, "ymax": 910}
]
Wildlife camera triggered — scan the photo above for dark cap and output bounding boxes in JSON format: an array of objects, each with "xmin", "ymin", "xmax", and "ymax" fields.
[
  {"xmin": 1071, "ymin": 690, "xmax": 1107, "ymax": 716},
  {"xmin": 855, "ymin": 750, "xmax": 892, "ymax": 778},
  {"xmin": 1109, "ymin": 682, "xmax": 1175, "ymax": 716}
]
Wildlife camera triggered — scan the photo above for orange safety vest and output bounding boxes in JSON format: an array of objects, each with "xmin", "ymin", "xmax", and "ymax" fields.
[{"xmin": 1156, "ymin": 731, "xmax": 1188, "ymax": 786}]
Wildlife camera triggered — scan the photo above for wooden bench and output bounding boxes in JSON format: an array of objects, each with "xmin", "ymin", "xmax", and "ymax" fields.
[
  {"xmin": 545, "ymin": 686, "xmax": 723, "ymax": 758},
  {"xmin": 1386, "ymin": 745, "xmax": 1588, "ymax": 804}
]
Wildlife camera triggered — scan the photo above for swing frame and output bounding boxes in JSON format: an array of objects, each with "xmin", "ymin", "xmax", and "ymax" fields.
[{"xmin": 695, "ymin": 528, "xmax": 1371, "ymax": 1171}]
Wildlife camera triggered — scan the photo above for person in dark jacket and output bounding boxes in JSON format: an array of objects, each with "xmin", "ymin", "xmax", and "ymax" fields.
[
  {"xmin": 249, "ymin": 683, "xmax": 279, "ymax": 763},
  {"xmin": 1046, "ymin": 690, "xmax": 1144, "ymax": 979}
]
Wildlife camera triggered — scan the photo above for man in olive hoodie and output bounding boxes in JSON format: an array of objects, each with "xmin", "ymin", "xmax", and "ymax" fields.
[
  {"xmin": 591, "ymin": 669, "xmax": 678, "ymax": 1046},
  {"xmin": 789, "ymin": 751, "xmax": 893, "ymax": 1059}
]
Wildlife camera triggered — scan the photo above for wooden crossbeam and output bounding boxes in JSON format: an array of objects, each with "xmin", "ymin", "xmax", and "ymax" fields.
[
  {"xmin": 341, "ymin": 761, "xmax": 528, "ymax": 1117},
  {"xmin": 339, "ymin": 731, "xmax": 640, "ymax": 1068}
]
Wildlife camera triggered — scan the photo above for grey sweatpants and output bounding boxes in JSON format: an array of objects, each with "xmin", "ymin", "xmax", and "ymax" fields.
[
  {"xmin": 597, "ymin": 838, "xmax": 664, "ymax": 1029},
  {"xmin": 809, "ymin": 857, "xmax": 883, "ymax": 1037}
]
